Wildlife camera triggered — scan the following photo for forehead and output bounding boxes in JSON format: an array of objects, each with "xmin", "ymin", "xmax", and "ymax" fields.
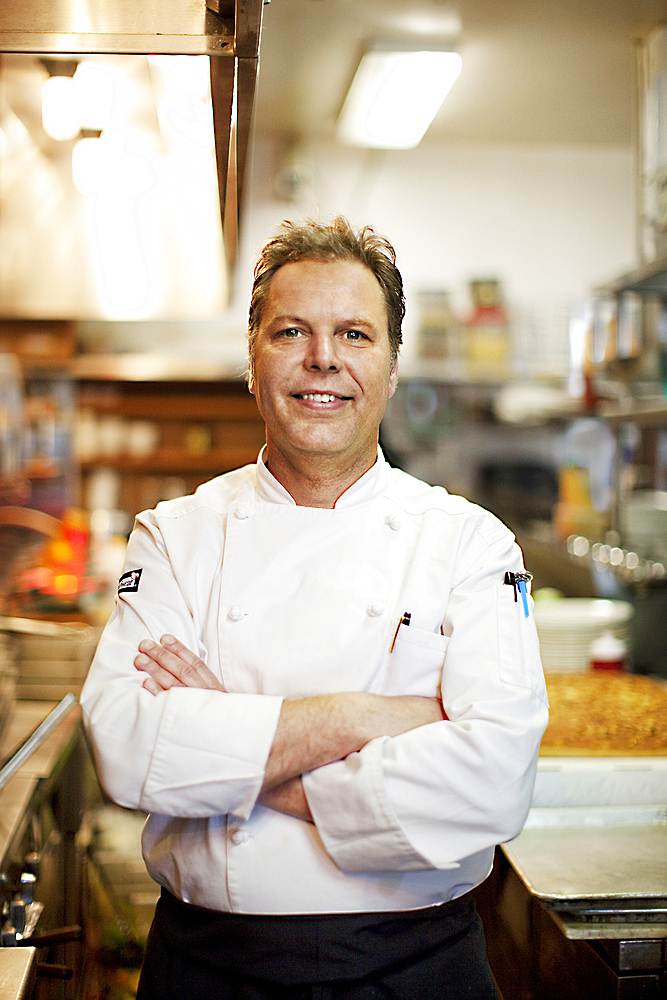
[{"xmin": 262, "ymin": 258, "xmax": 387, "ymax": 325}]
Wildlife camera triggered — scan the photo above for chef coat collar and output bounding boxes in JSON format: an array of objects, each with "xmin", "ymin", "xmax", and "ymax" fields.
[{"xmin": 255, "ymin": 447, "xmax": 390, "ymax": 508}]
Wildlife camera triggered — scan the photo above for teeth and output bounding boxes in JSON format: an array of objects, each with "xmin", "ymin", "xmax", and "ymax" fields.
[{"xmin": 301, "ymin": 393, "xmax": 338, "ymax": 402}]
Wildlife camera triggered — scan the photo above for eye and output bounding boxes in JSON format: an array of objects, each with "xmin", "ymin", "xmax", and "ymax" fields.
[
  {"xmin": 341, "ymin": 329, "xmax": 369, "ymax": 342},
  {"xmin": 276, "ymin": 327, "xmax": 304, "ymax": 339}
]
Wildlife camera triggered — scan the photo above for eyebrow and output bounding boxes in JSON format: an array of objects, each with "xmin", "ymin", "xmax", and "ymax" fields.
[{"xmin": 268, "ymin": 314, "xmax": 377, "ymax": 329}]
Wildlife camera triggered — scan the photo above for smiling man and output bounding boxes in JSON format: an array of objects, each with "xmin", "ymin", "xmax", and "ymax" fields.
[
  {"xmin": 248, "ymin": 256, "xmax": 397, "ymax": 506},
  {"xmin": 81, "ymin": 217, "xmax": 548, "ymax": 1000}
]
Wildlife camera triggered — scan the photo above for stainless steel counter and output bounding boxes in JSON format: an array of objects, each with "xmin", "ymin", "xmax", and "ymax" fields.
[
  {"xmin": 0, "ymin": 701, "xmax": 80, "ymax": 864},
  {"xmin": 503, "ymin": 807, "xmax": 667, "ymax": 940},
  {"xmin": 0, "ymin": 700, "xmax": 82, "ymax": 1000},
  {"xmin": 0, "ymin": 947, "xmax": 36, "ymax": 999}
]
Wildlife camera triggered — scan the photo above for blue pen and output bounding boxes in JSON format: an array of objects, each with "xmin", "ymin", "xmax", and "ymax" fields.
[{"xmin": 504, "ymin": 571, "xmax": 533, "ymax": 617}]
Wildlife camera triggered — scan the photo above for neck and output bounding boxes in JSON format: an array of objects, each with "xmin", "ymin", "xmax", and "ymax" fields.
[{"xmin": 264, "ymin": 443, "xmax": 377, "ymax": 508}]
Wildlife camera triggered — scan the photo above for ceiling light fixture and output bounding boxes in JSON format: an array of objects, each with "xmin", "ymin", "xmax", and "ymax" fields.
[{"xmin": 337, "ymin": 43, "xmax": 462, "ymax": 150}]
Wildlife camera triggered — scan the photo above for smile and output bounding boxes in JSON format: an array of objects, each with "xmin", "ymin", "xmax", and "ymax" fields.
[{"xmin": 295, "ymin": 393, "xmax": 349, "ymax": 403}]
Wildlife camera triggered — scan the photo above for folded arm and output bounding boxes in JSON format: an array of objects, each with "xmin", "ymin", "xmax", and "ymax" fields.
[
  {"xmin": 300, "ymin": 531, "xmax": 549, "ymax": 873},
  {"xmin": 135, "ymin": 634, "xmax": 445, "ymax": 821}
]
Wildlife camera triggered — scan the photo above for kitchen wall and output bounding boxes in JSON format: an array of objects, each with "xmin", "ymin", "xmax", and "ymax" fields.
[{"xmin": 77, "ymin": 135, "xmax": 636, "ymax": 378}]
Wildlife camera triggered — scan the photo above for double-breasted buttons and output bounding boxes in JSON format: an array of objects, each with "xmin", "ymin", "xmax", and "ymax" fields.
[
  {"xmin": 230, "ymin": 829, "xmax": 250, "ymax": 845},
  {"xmin": 366, "ymin": 602, "xmax": 385, "ymax": 617},
  {"xmin": 385, "ymin": 514, "xmax": 401, "ymax": 531},
  {"xmin": 227, "ymin": 605, "xmax": 248, "ymax": 622},
  {"xmin": 235, "ymin": 505, "xmax": 251, "ymax": 520}
]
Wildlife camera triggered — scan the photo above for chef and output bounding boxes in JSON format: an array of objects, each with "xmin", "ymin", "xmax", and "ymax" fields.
[{"xmin": 81, "ymin": 216, "xmax": 549, "ymax": 1000}]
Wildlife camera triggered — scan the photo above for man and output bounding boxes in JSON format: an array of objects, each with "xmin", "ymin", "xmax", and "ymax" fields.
[{"xmin": 81, "ymin": 217, "xmax": 548, "ymax": 999}]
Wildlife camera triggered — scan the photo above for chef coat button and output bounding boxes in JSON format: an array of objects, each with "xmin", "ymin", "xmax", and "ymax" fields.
[
  {"xmin": 385, "ymin": 514, "xmax": 401, "ymax": 531},
  {"xmin": 230, "ymin": 829, "xmax": 249, "ymax": 845},
  {"xmin": 227, "ymin": 605, "xmax": 247, "ymax": 622},
  {"xmin": 235, "ymin": 505, "xmax": 250, "ymax": 520},
  {"xmin": 367, "ymin": 602, "xmax": 384, "ymax": 617}
]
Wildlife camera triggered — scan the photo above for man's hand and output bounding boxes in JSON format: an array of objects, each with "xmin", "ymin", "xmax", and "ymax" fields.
[
  {"xmin": 134, "ymin": 635, "xmax": 226, "ymax": 695},
  {"xmin": 134, "ymin": 637, "xmax": 446, "ymax": 819},
  {"xmin": 262, "ymin": 692, "xmax": 445, "ymax": 793}
]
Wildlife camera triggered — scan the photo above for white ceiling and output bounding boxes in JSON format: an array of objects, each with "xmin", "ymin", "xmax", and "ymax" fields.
[{"xmin": 253, "ymin": 0, "xmax": 667, "ymax": 146}]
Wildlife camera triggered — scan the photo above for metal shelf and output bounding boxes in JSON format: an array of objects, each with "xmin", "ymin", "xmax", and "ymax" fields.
[
  {"xmin": 596, "ymin": 396, "xmax": 667, "ymax": 426},
  {"xmin": 595, "ymin": 256, "xmax": 667, "ymax": 297}
]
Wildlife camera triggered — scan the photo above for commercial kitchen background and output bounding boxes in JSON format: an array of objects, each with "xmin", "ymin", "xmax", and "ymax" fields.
[{"xmin": 2, "ymin": 4, "xmax": 667, "ymax": 998}]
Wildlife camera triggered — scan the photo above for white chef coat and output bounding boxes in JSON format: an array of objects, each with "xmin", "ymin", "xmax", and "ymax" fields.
[{"xmin": 81, "ymin": 449, "xmax": 548, "ymax": 915}]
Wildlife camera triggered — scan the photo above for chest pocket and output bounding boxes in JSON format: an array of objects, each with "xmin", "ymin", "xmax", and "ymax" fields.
[{"xmin": 383, "ymin": 623, "xmax": 449, "ymax": 697}]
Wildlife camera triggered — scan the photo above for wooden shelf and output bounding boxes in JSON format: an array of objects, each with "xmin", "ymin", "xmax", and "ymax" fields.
[
  {"xmin": 77, "ymin": 391, "xmax": 260, "ymax": 422},
  {"xmin": 73, "ymin": 372, "xmax": 265, "ymax": 516},
  {"xmin": 80, "ymin": 445, "xmax": 260, "ymax": 475},
  {"xmin": 71, "ymin": 354, "xmax": 247, "ymax": 382}
]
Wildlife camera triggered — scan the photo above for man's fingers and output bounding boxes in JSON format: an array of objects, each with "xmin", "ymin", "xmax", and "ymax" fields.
[
  {"xmin": 134, "ymin": 651, "xmax": 184, "ymax": 691},
  {"xmin": 142, "ymin": 675, "xmax": 165, "ymax": 696},
  {"xmin": 135, "ymin": 636, "xmax": 226, "ymax": 692},
  {"xmin": 137, "ymin": 637, "xmax": 203, "ymax": 683}
]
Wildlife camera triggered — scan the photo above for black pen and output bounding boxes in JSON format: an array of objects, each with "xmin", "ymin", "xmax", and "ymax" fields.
[{"xmin": 390, "ymin": 611, "xmax": 411, "ymax": 652}]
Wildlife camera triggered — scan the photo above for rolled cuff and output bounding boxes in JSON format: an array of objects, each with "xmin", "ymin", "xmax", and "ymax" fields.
[{"xmin": 302, "ymin": 737, "xmax": 439, "ymax": 873}]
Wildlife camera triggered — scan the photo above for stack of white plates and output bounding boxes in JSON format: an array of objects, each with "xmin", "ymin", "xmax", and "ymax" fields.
[{"xmin": 533, "ymin": 598, "xmax": 633, "ymax": 674}]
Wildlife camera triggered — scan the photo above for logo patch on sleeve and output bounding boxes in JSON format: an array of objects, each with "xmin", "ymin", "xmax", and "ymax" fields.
[{"xmin": 118, "ymin": 569, "xmax": 143, "ymax": 593}]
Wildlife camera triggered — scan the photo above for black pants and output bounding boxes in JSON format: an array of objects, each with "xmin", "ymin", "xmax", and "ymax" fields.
[{"xmin": 136, "ymin": 889, "xmax": 498, "ymax": 1000}]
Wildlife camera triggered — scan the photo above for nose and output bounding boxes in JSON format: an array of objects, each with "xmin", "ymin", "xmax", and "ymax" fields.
[{"xmin": 304, "ymin": 331, "xmax": 340, "ymax": 373}]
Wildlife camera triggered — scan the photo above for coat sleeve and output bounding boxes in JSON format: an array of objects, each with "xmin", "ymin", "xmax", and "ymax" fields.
[
  {"xmin": 302, "ymin": 527, "xmax": 549, "ymax": 873},
  {"xmin": 80, "ymin": 511, "xmax": 283, "ymax": 820}
]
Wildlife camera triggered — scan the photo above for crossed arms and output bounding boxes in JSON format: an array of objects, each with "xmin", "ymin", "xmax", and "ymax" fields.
[{"xmin": 135, "ymin": 633, "xmax": 446, "ymax": 822}]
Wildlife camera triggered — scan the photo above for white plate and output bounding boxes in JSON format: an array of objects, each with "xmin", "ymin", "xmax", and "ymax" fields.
[{"xmin": 534, "ymin": 598, "xmax": 633, "ymax": 627}]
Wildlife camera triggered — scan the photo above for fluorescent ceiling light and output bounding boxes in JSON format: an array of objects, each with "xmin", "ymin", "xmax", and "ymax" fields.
[{"xmin": 337, "ymin": 46, "xmax": 462, "ymax": 150}]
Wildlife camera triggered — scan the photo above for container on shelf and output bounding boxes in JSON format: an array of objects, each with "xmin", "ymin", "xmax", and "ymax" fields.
[
  {"xmin": 463, "ymin": 279, "xmax": 512, "ymax": 381},
  {"xmin": 415, "ymin": 290, "xmax": 460, "ymax": 363}
]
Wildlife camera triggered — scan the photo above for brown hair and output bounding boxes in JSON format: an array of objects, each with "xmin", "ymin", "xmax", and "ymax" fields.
[{"xmin": 247, "ymin": 216, "xmax": 404, "ymax": 374}]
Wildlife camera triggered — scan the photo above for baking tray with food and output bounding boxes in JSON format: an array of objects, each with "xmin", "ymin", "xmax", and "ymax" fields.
[{"xmin": 533, "ymin": 672, "xmax": 667, "ymax": 809}]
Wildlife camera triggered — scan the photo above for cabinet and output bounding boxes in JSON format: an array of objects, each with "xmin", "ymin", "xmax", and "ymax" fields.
[{"xmin": 474, "ymin": 849, "xmax": 666, "ymax": 1000}]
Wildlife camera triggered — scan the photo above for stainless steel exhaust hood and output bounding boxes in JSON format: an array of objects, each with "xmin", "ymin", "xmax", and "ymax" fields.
[{"xmin": 0, "ymin": 1, "xmax": 264, "ymax": 319}]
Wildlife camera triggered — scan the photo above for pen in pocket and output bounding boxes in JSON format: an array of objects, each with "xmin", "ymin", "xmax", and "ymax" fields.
[
  {"xmin": 390, "ymin": 611, "xmax": 411, "ymax": 652},
  {"xmin": 504, "ymin": 571, "xmax": 533, "ymax": 618}
]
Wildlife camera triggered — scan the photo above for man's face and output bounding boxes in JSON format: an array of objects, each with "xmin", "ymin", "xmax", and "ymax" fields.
[{"xmin": 249, "ymin": 258, "xmax": 397, "ymax": 475}]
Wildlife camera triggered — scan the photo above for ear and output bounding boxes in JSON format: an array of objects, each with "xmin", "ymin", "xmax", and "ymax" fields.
[
  {"xmin": 387, "ymin": 360, "xmax": 398, "ymax": 398},
  {"xmin": 247, "ymin": 366, "xmax": 255, "ymax": 395}
]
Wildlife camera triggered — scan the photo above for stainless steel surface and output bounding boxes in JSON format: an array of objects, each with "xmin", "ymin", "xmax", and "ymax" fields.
[
  {"xmin": 0, "ymin": 0, "xmax": 234, "ymax": 55},
  {"xmin": 0, "ymin": 776, "xmax": 35, "ymax": 868},
  {"xmin": 0, "ymin": 1, "xmax": 264, "ymax": 313},
  {"xmin": 0, "ymin": 701, "xmax": 85, "ymax": 1000},
  {"xmin": 0, "ymin": 701, "xmax": 80, "ymax": 780},
  {"xmin": 0, "ymin": 694, "xmax": 77, "ymax": 791},
  {"xmin": 0, "ymin": 701, "xmax": 79, "ymax": 863},
  {"xmin": 0, "ymin": 947, "xmax": 36, "ymax": 1000},
  {"xmin": 503, "ymin": 814, "xmax": 667, "ymax": 910},
  {"xmin": 549, "ymin": 907, "xmax": 667, "ymax": 941}
]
